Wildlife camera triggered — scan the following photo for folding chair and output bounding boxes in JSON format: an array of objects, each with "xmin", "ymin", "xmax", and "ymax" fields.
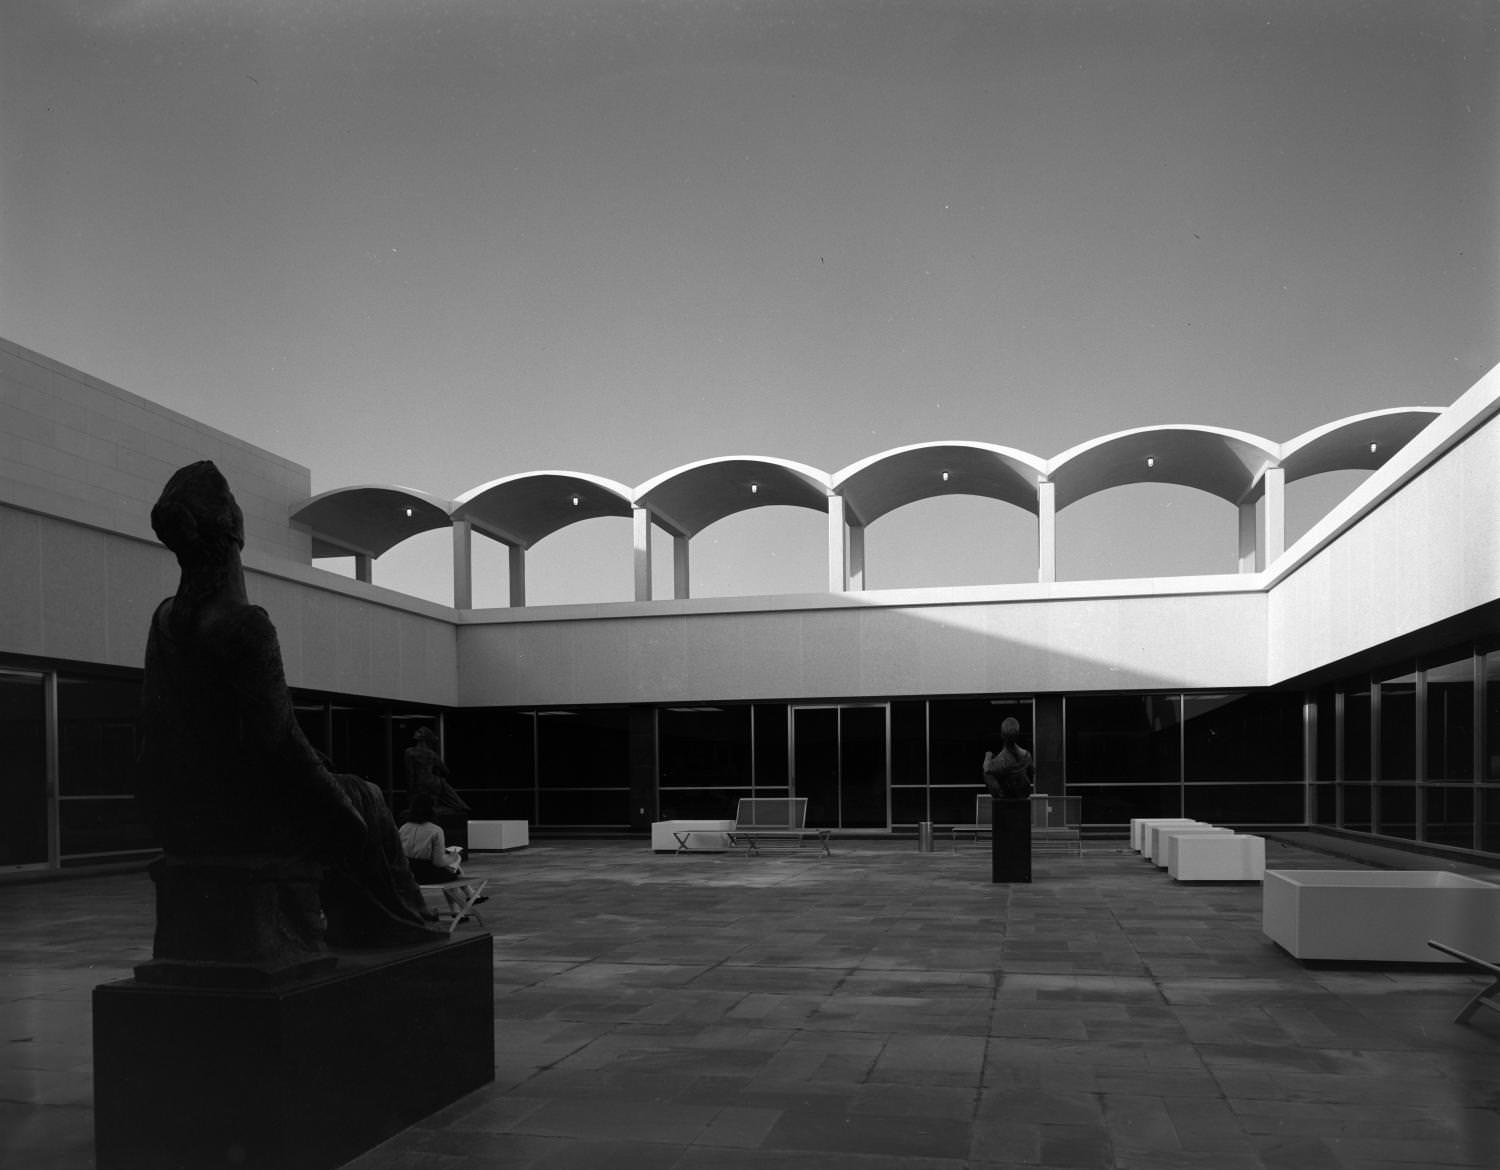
[{"xmin": 420, "ymin": 877, "xmax": 488, "ymax": 934}]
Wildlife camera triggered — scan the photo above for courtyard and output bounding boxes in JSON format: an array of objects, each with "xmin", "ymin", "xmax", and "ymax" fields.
[{"xmin": 3, "ymin": 836, "xmax": 1499, "ymax": 1169}]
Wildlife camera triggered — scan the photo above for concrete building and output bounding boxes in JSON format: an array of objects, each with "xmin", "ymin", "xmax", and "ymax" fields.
[{"xmin": 3, "ymin": 334, "xmax": 1498, "ymax": 874}]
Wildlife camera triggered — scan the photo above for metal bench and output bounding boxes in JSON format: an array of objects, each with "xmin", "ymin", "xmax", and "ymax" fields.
[
  {"xmin": 1427, "ymin": 940, "xmax": 1500, "ymax": 1024},
  {"xmin": 953, "ymin": 794, "xmax": 1081, "ymax": 856},
  {"xmin": 951, "ymin": 794, "xmax": 993, "ymax": 850},
  {"xmin": 726, "ymin": 797, "xmax": 831, "ymax": 857}
]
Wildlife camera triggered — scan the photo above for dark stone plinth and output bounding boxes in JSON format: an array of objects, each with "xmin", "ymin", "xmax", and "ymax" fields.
[
  {"xmin": 94, "ymin": 932, "xmax": 494, "ymax": 1170},
  {"xmin": 991, "ymin": 798, "xmax": 1032, "ymax": 883}
]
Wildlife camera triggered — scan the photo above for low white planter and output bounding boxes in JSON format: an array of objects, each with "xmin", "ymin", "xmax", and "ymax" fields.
[
  {"xmin": 1144, "ymin": 821, "xmax": 1210, "ymax": 862},
  {"xmin": 1156, "ymin": 826, "xmax": 1234, "ymax": 870},
  {"xmin": 1262, "ymin": 869, "xmax": 1500, "ymax": 962},
  {"xmin": 468, "ymin": 819, "xmax": 529, "ymax": 851},
  {"xmin": 1130, "ymin": 818, "xmax": 1200, "ymax": 852},
  {"xmin": 1169, "ymin": 834, "xmax": 1264, "ymax": 882},
  {"xmin": 651, "ymin": 819, "xmax": 735, "ymax": 852}
]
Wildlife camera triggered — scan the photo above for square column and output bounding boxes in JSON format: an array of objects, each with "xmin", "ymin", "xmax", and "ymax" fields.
[
  {"xmin": 632, "ymin": 507, "xmax": 653, "ymax": 601},
  {"xmin": 451, "ymin": 520, "xmax": 472, "ymax": 609},
  {"xmin": 1238, "ymin": 499, "xmax": 1258, "ymax": 572},
  {"xmin": 1263, "ymin": 466, "xmax": 1286, "ymax": 565},
  {"xmin": 1036, "ymin": 480, "xmax": 1055, "ymax": 583},
  {"xmin": 846, "ymin": 523, "xmax": 865, "ymax": 590},
  {"xmin": 507, "ymin": 544, "xmax": 526, "ymax": 608},
  {"xmin": 353, "ymin": 553, "xmax": 372, "ymax": 584},
  {"xmin": 827, "ymin": 494, "xmax": 847, "ymax": 591},
  {"xmin": 673, "ymin": 533, "xmax": 690, "ymax": 599}
]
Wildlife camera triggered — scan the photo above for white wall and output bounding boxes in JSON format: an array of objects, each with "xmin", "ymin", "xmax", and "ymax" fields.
[
  {"xmin": 457, "ymin": 584, "xmax": 1269, "ymax": 706},
  {"xmin": 0, "ymin": 338, "xmax": 311, "ymax": 564},
  {"xmin": 1268, "ymin": 369, "xmax": 1500, "ymax": 683}
]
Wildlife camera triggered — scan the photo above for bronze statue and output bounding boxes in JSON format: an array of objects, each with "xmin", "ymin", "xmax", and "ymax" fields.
[
  {"xmin": 137, "ymin": 462, "xmax": 439, "ymax": 978},
  {"xmin": 982, "ymin": 717, "xmax": 1035, "ymax": 800},
  {"xmin": 403, "ymin": 726, "xmax": 469, "ymax": 819}
]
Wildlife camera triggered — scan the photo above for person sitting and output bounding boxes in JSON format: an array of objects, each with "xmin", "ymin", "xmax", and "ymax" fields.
[{"xmin": 399, "ymin": 795, "xmax": 487, "ymax": 911}]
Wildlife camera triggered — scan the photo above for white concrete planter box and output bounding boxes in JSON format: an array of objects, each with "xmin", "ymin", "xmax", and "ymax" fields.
[
  {"xmin": 468, "ymin": 820, "xmax": 529, "ymax": 851},
  {"xmin": 1169, "ymin": 834, "xmax": 1265, "ymax": 882},
  {"xmin": 1156, "ymin": 826, "xmax": 1234, "ymax": 869},
  {"xmin": 1262, "ymin": 869, "xmax": 1500, "ymax": 962},
  {"xmin": 1130, "ymin": 818, "xmax": 1200, "ymax": 852},
  {"xmin": 1144, "ymin": 821, "xmax": 1210, "ymax": 862},
  {"xmin": 652, "ymin": 820, "xmax": 735, "ymax": 852}
]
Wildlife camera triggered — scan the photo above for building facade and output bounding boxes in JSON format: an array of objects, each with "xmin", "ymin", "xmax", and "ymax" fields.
[{"xmin": 3, "ymin": 335, "xmax": 1498, "ymax": 874}]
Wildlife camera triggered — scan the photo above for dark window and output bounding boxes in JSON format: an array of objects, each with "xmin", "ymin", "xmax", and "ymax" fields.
[
  {"xmin": 1425, "ymin": 657, "xmax": 1475, "ymax": 782},
  {"xmin": 537, "ymin": 708, "xmax": 630, "ymax": 791},
  {"xmin": 891, "ymin": 786, "xmax": 927, "ymax": 825},
  {"xmin": 59, "ymin": 797, "xmax": 154, "ymax": 858},
  {"xmin": 446, "ymin": 708, "xmax": 536, "ymax": 791},
  {"xmin": 890, "ymin": 701, "xmax": 926, "ymax": 786},
  {"xmin": 1312, "ymin": 783, "xmax": 1336, "ymax": 826},
  {"xmin": 1481, "ymin": 788, "xmax": 1500, "ymax": 853},
  {"xmin": 752, "ymin": 704, "xmax": 789, "ymax": 788},
  {"xmin": 0, "ymin": 671, "xmax": 48, "ymax": 866},
  {"xmin": 1182, "ymin": 692, "xmax": 1302, "ymax": 782},
  {"xmin": 1183, "ymin": 784, "xmax": 1304, "ymax": 824},
  {"xmin": 58, "ymin": 675, "xmax": 141, "ymax": 797},
  {"xmin": 1340, "ymin": 782, "xmax": 1372, "ymax": 832},
  {"xmin": 1314, "ymin": 690, "xmax": 1336, "ymax": 783},
  {"xmin": 930, "ymin": 699, "xmax": 1033, "ymax": 787},
  {"xmin": 659, "ymin": 788, "xmax": 749, "ymax": 820},
  {"xmin": 1424, "ymin": 787, "xmax": 1474, "ymax": 850},
  {"xmin": 930, "ymin": 785, "xmax": 987, "ymax": 826},
  {"xmin": 1375, "ymin": 784, "xmax": 1417, "ymax": 840},
  {"xmin": 1343, "ymin": 685, "xmax": 1371, "ymax": 782},
  {"xmin": 659, "ymin": 707, "xmax": 752, "ymax": 789},
  {"xmin": 1066, "ymin": 694, "xmax": 1180, "ymax": 783},
  {"xmin": 1378, "ymin": 668, "xmax": 1417, "ymax": 782},
  {"xmin": 1486, "ymin": 651, "xmax": 1500, "ymax": 782},
  {"xmin": 1071, "ymin": 784, "xmax": 1182, "ymax": 824}
]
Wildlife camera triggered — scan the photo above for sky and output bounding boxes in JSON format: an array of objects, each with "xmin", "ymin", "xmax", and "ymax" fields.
[{"xmin": 3, "ymin": 0, "xmax": 1498, "ymax": 606}]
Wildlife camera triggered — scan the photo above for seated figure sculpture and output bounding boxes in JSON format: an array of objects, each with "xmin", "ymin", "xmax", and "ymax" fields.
[{"xmin": 136, "ymin": 461, "xmax": 440, "ymax": 980}]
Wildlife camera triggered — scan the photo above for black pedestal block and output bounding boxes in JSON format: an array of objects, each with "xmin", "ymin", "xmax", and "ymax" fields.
[
  {"xmin": 991, "ymin": 798, "xmax": 1033, "ymax": 883},
  {"xmin": 94, "ymin": 932, "xmax": 494, "ymax": 1170}
]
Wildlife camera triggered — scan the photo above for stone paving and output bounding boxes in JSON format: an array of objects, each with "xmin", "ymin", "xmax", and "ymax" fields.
[{"xmin": 3, "ymin": 837, "xmax": 1499, "ymax": 1169}]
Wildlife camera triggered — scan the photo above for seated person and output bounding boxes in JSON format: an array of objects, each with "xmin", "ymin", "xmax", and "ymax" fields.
[{"xmin": 399, "ymin": 795, "xmax": 487, "ymax": 907}]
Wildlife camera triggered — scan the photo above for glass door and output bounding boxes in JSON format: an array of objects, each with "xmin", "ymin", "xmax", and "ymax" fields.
[
  {"xmin": 791, "ymin": 703, "xmax": 889, "ymax": 830},
  {"xmin": 0, "ymin": 670, "xmax": 51, "ymax": 869}
]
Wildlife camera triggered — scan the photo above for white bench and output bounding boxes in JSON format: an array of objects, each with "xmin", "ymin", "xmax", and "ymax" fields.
[
  {"xmin": 652, "ymin": 819, "xmax": 735, "ymax": 853},
  {"xmin": 1263, "ymin": 870, "xmax": 1500, "ymax": 962},
  {"xmin": 1154, "ymin": 826, "xmax": 1234, "ymax": 870},
  {"xmin": 1130, "ymin": 818, "xmax": 1199, "ymax": 852},
  {"xmin": 468, "ymin": 820, "xmax": 529, "ymax": 851},
  {"xmin": 1169, "ymin": 834, "xmax": 1265, "ymax": 882},
  {"xmin": 1143, "ymin": 821, "xmax": 1210, "ymax": 863}
]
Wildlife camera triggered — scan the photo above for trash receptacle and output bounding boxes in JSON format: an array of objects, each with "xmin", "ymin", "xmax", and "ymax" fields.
[{"xmin": 917, "ymin": 821, "xmax": 934, "ymax": 852}]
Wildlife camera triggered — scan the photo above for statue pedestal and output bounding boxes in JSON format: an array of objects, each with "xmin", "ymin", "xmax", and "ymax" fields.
[
  {"xmin": 94, "ymin": 933, "xmax": 494, "ymax": 1170},
  {"xmin": 991, "ymin": 798, "xmax": 1032, "ymax": 883}
]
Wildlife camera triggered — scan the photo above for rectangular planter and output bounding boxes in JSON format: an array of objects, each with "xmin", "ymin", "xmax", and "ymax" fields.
[{"xmin": 1169, "ymin": 834, "xmax": 1265, "ymax": 882}]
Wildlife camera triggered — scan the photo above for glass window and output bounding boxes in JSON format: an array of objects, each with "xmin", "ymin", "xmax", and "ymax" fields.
[
  {"xmin": 1312, "ymin": 783, "xmax": 1336, "ymax": 826},
  {"xmin": 536, "ymin": 708, "xmax": 629, "ymax": 791},
  {"xmin": 1482, "ymin": 788, "xmax": 1500, "ymax": 853},
  {"xmin": 752, "ymin": 704, "xmax": 788, "ymax": 788},
  {"xmin": 1486, "ymin": 650, "xmax": 1500, "ymax": 782},
  {"xmin": 59, "ymin": 797, "xmax": 154, "ymax": 859},
  {"xmin": 1066, "ymin": 694, "xmax": 1180, "ymax": 783},
  {"xmin": 1340, "ymin": 782, "xmax": 1372, "ymax": 832},
  {"xmin": 659, "ymin": 707, "xmax": 752, "ymax": 789},
  {"xmin": 1314, "ymin": 691, "xmax": 1336, "ymax": 784},
  {"xmin": 58, "ymin": 675, "xmax": 141, "ymax": 797},
  {"xmin": 891, "ymin": 786, "xmax": 927, "ymax": 825},
  {"xmin": 329, "ymin": 702, "xmax": 391, "ymax": 790},
  {"xmin": 0, "ymin": 670, "xmax": 48, "ymax": 867},
  {"xmin": 930, "ymin": 699, "xmax": 1033, "ymax": 787},
  {"xmin": 1343, "ymin": 684, "xmax": 1371, "ymax": 781},
  {"xmin": 1375, "ymin": 784, "xmax": 1417, "ymax": 840},
  {"xmin": 538, "ymin": 788, "xmax": 629, "ymax": 826},
  {"xmin": 1425, "ymin": 656, "xmax": 1475, "ymax": 782},
  {"xmin": 890, "ymin": 701, "xmax": 926, "ymax": 786},
  {"xmin": 1424, "ymin": 787, "xmax": 1474, "ymax": 850},
  {"xmin": 1183, "ymin": 784, "xmax": 1304, "ymax": 824},
  {"xmin": 1182, "ymin": 692, "xmax": 1302, "ymax": 782},
  {"xmin": 1378, "ymin": 668, "xmax": 1417, "ymax": 782},
  {"xmin": 1071, "ymin": 784, "xmax": 1181, "ymax": 825},
  {"xmin": 446, "ymin": 709, "xmax": 536, "ymax": 791},
  {"xmin": 659, "ymin": 788, "xmax": 749, "ymax": 820},
  {"xmin": 930, "ymin": 785, "xmax": 987, "ymax": 826}
]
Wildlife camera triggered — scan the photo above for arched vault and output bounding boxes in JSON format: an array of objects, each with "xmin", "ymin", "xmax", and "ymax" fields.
[
  {"xmin": 1275, "ymin": 408, "xmax": 1443, "ymax": 489},
  {"xmin": 1048, "ymin": 426, "xmax": 1280, "ymax": 511},
  {"xmin": 291, "ymin": 486, "xmax": 453, "ymax": 558},
  {"xmin": 632, "ymin": 456, "xmax": 832, "ymax": 538},
  {"xmin": 832, "ymin": 442, "xmax": 1048, "ymax": 526},
  {"xmin": 452, "ymin": 472, "xmax": 633, "ymax": 549}
]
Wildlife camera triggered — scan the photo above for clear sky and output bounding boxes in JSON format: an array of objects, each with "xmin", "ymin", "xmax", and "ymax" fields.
[{"xmin": 3, "ymin": 1, "xmax": 1497, "ymax": 606}]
